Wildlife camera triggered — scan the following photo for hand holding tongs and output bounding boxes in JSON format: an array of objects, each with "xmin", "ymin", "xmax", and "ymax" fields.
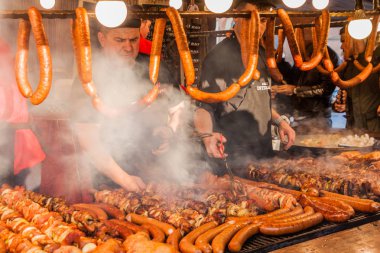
[{"xmin": 218, "ymin": 134, "xmax": 236, "ymax": 193}]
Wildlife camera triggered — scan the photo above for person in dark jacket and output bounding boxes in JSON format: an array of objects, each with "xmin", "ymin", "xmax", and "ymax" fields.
[{"xmin": 272, "ymin": 28, "xmax": 340, "ymax": 132}]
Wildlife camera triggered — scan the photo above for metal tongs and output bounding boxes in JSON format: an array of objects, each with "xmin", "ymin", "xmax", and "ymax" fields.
[{"xmin": 218, "ymin": 134, "xmax": 236, "ymax": 193}]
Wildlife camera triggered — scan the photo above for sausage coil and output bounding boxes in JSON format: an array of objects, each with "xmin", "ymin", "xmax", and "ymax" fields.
[
  {"xmin": 277, "ymin": 9, "xmax": 330, "ymax": 71},
  {"xmin": 165, "ymin": 7, "xmax": 195, "ymax": 86},
  {"xmin": 15, "ymin": 7, "xmax": 52, "ymax": 105},
  {"xmin": 150, "ymin": 18, "xmax": 166, "ymax": 84}
]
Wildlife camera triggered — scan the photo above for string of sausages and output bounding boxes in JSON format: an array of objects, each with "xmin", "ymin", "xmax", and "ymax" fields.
[
  {"xmin": 15, "ymin": 7, "xmax": 52, "ymax": 105},
  {"xmin": 14, "ymin": 7, "xmax": 378, "ymax": 106},
  {"xmin": 165, "ymin": 7, "xmax": 260, "ymax": 103}
]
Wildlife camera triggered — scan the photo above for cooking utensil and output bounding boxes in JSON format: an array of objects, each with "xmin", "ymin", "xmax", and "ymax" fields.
[{"xmin": 218, "ymin": 134, "xmax": 235, "ymax": 193}]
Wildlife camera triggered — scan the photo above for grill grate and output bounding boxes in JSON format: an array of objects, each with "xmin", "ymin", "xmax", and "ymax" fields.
[{"xmin": 234, "ymin": 211, "xmax": 380, "ymax": 253}]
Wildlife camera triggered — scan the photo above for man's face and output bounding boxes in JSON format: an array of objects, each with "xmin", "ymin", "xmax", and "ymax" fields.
[
  {"xmin": 98, "ymin": 27, "xmax": 140, "ymax": 66},
  {"xmin": 140, "ymin": 20, "xmax": 152, "ymax": 39},
  {"xmin": 235, "ymin": 3, "xmax": 268, "ymax": 39}
]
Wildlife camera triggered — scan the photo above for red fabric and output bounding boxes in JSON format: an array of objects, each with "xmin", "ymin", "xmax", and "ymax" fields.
[
  {"xmin": 0, "ymin": 39, "xmax": 45, "ymax": 174},
  {"xmin": 139, "ymin": 35, "xmax": 152, "ymax": 55},
  {"xmin": 35, "ymin": 119, "xmax": 93, "ymax": 204},
  {"xmin": 14, "ymin": 129, "xmax": 46, "ymax": 175}
]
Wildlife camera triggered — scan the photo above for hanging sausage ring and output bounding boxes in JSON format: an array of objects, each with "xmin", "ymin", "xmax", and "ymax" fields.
[
  {"xmin": 315, "ymin": 18, "xmax": 349, "ymax": 75},
  {"xmin": 265, "ymin": 17, "xmax": 284, "ymax": 83},
  {"xmin": 15, "ymin": 7, "xmax": 53, "ymax": 105},
  {"xmin": 277, "ymin": 9, "xmax": 330, "ymax": 71},
  {"xmin": 351, "ymin": 15, "xmax": 380, "ymax": 74},
  {"xmin": 319, "ymin": 17, "xmax": 377, "ymax": 88},
  {"xmin": 72, "ymin": 7, "xmax": 160, "ymax": 118},
  {"xmin": 165, "ymin": 7, "xmax": 260, "ymax": 103}
]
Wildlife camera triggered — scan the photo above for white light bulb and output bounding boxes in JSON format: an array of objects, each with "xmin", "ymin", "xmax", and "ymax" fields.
[
  {"xmin": 40, "ymin": 0, "xmax": 55, "ymax": 9},
  {"xmin": 348, "ymin": 19, "xmax": 373, "ymax": 39},
  {"xmin": 205, "ymin": 0, "xmax": 233, "ymax": 13},
  {"xmin": 312, "ymin": 0, "xmax": 329, "ymax": 10},
  {"xmin": 169, "ymin": 0, "xmax": 182, "ymax": 10},
  {"xmin": 95, "ymin": 1, "xmax": 127, "ymax": 28},
  {"xmin": 282, "ymin": 0, "xmax": 306, "ymax": 8}
]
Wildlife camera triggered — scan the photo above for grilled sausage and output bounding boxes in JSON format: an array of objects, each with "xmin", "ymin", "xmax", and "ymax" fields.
[
  {"xmin": 127, "ymin": 213, "xmax": 175, "ymax": 236},
  {"xmin": 238, "ymin": 10, "xmax": 259, "ymax": 87},
  {"xmin": 212, "ymin": 221, "xmax": 251, "ymax": 253},
  {"xmin": 330, "ymin": 63, "xmax": 373, "ymax": 89},
  {"xmin": 299, "ymin": 194, "xmax": 352, "ymax": 222},
  {"xmin": 240, "ymin": 17, "xmax": 250, "ymax": 68},
  {"xmin": 228, "ymin": 223, "xmax": 260, "ymax": 252},
  {"xmin": 259, "ymin": 212, "xmax": 324, "ymax": 236},
  {"xmin": 15, "ymin": 19, "xmax": 33, "ymax": 98},
  {"xmin": 104, "ymin": 220, "xmax": 133, "ymax": 240},
  {"xmin": 266, "ymin": 17, "xmax": 284, "ymax": 83},
  {"xmin": 142, "ymin": 223, "xmax": 166, "ymax": 243},
  {"xmin": 28, "ymin": 7, "xmax": 53, "ymax": 105},
  {"xmin": 21, "ymin": 7, "xmax": 53, "ymax": 105},
  {"xmin": 364, "ymin": 14, "xmax": 379, "ymax": 63},
  {"xmin": 351, "ymin": 15, "xmax": 379, "ymax": 72},
  {"xmin": 226, "ymin": 208, "xmax": 291, "ymax": 223},
  {"xmin": 276, "ymin": 29, "xmax": 285, "ymax": 63},
  {"xmin": 277, "ymin": 9, "xmax": 303, "ymax": 67},
  {"xmin": 138, "ymin": 83, "xmax": 160, "ymax": 106},
  {"xmin": 107, "ymin": 219, "xmax": 148, "ymax": 234},
  {"xmin": 195, "ymin": 222, "xmax": 233, "ymax": 253},
  {"xmin": 165, "ymin": 7, "xmax": 195, "ymax": 86},
  {"xmin": 186, "ymin": 83, "xmax": 241, "ymax": 103},
  {"xmin": 72, "ymin": 203, "xmax": 108, "ymax": 221},
  {"xmin": 269, "ymin": 206, "xmax": 315, "ymax": 223},
  {"xmin": 320, "ymin": 191, "xmax": 380, "ymax": 213},
  {"xmin": 179, "ymin": 221, "xmax": 218, "ymax": 253},
  {"xmin": 150, "ymin": 18, "xmax": 166, "ymax": 84},
  {"xmin": 92, "ymin": 203, "xmax": 124, "ymax": 220},
  {"xmin": 295, "ymin": 28, "xmax": 307, "ymax": 60},
  {"xmin": 74, "ymin": 8, "xmax": 92, "ymax": 86},
  {"xmin": 166, "ymin": 229, "xmax": 182, "ymax": 251},
  {"xmin": 299, "ymin": 10, "xmax": 330, "ymax": 71},
  {"xmin": 278, "ymin": 9, "xmax": 329, "ymax": 71}
]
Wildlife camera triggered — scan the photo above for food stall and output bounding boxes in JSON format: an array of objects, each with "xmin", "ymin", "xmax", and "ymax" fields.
[{"xmin": 0, "ymin": 0, "xmax": 379, "ymax": 252}]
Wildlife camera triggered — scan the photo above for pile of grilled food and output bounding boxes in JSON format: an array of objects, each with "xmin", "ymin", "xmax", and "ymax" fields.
[{"xmin": 0, "ymin": 152, "xmax": 379, "ymax": 252}]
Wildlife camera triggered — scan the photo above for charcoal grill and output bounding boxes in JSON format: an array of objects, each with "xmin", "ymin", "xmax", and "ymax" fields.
[{"xmin": 235, "ymin": 211, "xmax": 380, "ymax": 253}]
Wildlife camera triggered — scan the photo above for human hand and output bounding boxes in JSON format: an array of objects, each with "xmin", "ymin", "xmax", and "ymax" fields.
[
  {"xmin": 333, "ymin": 102, "xmax": 346, "ymax": 113},
  {"xmin": 122, "ymin": 174, "xmax": 146, "ymax": 192},
  {"xmin": 276, "ymin": 85, "xmax": 296, "ymax": 96},
  {"xmin": 271, "ymin": 85, "xmax": 278, "ymax": 99},
  {"xmin": 152, "ymin": 126, "xmax": 174, "ymax": 156},
  {"xmin": 278, "ymin": 121, "xmax": 295, "ymax": 150},
  {"xmin": 202, "ymin": 132, "xmax": 227, "ymax": 159}
]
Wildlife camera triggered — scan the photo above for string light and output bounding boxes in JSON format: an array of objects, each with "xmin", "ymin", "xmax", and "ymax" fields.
[
  {"xmin": 282, "ymin": 0, "xmax": 306, "ymax": 9},
  {"xmin": 40, "ymin": 0, "xmax": 55, "ymax": 9},
  {"xmin": 95, "ymin": 1, "xmax": 127, "ymax": 28},
  {"xmin": 205, "ymin": 0, "xmax": 233, "ymax": 13},
  {"xmin": 312, "ymin": 0, "xmax": 329, "ymax": 10},
  {"xmin": 169, "ymin": 0, "xmax": 182, "ymax": 10}
]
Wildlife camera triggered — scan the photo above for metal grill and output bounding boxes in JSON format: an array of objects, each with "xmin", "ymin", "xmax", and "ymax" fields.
[{"xmin": 235, "ymin": 211, "xmax": 380, "ymax": 253}]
